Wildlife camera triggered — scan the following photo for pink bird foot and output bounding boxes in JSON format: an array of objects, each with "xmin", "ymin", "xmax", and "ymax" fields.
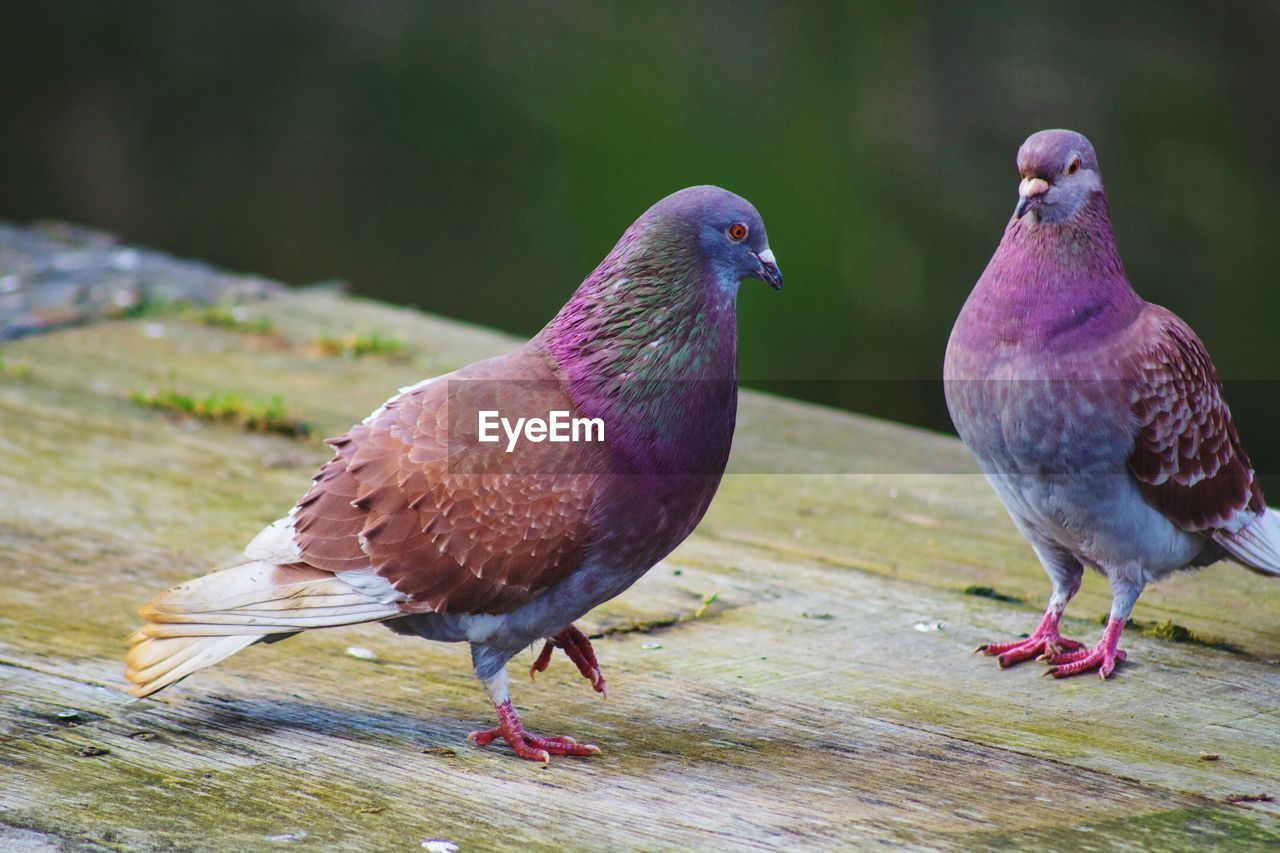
[
  {"xmin": 976, "ymin": 609, "xmax": 1084, "ymax": 668},
  {"xmin": 1044, "ymin": 618, "xmax": 1127, "ymax": 679},
  {"xmin": 530, "ymin": 625, "xmax": 608, "ymax": 697},
  {"xmin": 468, "ymin": 699, "xmax": 602, "ymax": 764}
]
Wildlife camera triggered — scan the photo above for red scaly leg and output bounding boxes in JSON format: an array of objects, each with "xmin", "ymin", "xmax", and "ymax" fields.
[
  {"xmin": 468, "ymin": 698, "xmax": 602, "ymax": 764},
  {"xmin": 976, "ymin": 606, "xmax": 1085, "ymax": 668},
  {"xmin": 1044, "ymin": 617, "xmax": 1127, "ymax": 679},
  {"xmin": 528, "ymin": 625, "xmax": 608, "ymax": 697}
]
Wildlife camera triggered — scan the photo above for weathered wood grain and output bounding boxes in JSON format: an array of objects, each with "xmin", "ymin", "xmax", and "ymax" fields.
[{"xmin": 2, "ymin": 249, "xmax": 1279, "ymax": 849}]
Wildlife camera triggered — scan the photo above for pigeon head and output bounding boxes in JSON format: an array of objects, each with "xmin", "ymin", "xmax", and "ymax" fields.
[
  {"xmin": 1013, "ymin": 129, "xmax": 1103, "ymax": 225},
  {"xmin": 642, "ymin": 186, "xmax": 782, "ymax": 291},
  {"xmin": 546, "ymin": 185, "xmax": 778, "ymax": 396}
]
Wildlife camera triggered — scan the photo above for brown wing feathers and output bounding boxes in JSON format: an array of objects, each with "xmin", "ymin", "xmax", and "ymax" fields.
[
  {"xmin": 1128, "ymin": 307, "xmax": 1265, "ymax": 534},
  {"xmin": 128, "ymin": 346, "xmax": 604, "ymax": 695},
  {"xmin": 292, "ymin": 348, "xmax": 601, "ymax": 614}
]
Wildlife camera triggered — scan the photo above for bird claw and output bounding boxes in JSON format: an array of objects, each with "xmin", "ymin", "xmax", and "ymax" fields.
[
  {"xmin": 1043, "ymin": 646, "xmax": 1127, "ymax": 679},
  {"xmin": 528, "ymin": 641, "xmax": 555, "ymax": 681},
  {"xmin": 469, "ymin": 700, "xmax": 601, "ymax": 764},
  {"xmin": 529, "ymin": 625, "xmax": 609, "ymax": 698},
  {"xmin": 979, "ymin": 632, "xmax": 1085, "ymax": 669},
  {"xmin": 1040, "ymin": 617, "xmax": 1129, "ymax": 679}
]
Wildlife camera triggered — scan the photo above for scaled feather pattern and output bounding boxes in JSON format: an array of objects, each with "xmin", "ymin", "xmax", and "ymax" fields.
[
  {"xmin": 127, "ymin": 185, "xmax": 781, "ymax": 761},
  {"xmin": 945, "ymin": 129, "xmax": 1278, "ymax": 680}
]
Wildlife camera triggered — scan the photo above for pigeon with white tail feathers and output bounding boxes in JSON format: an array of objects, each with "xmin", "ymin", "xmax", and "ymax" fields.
[
  {"xmin": 126, "ymin": 185, "xmax": 781, "ymax": 761},
  {"xmin": 945, "ymin": 129, "xmax": 1280, "ymax": 679}
]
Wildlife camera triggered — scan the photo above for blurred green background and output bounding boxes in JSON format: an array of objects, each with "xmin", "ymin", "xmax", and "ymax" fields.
[{"xmin": 5, "ymin": 1, "xmax": 1279, "ymax": 448}]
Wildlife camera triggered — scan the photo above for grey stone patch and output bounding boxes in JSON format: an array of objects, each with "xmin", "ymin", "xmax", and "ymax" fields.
[
  {"xmin": 0, "ymin": 221, "xmax": 285, "ymax": 341},
  {"xmin": 0, "ymin": 825, "xmax": 65, "ymax": 851}
]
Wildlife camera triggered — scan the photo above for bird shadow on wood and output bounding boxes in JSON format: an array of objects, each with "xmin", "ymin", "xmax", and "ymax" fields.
[
  {"xmin": 139, "ymin": 692, "xmax": 805, "ymax": 770},
  {"xmin": 150, "ymin": 695, "xmax": 478, "ymax": 751}
]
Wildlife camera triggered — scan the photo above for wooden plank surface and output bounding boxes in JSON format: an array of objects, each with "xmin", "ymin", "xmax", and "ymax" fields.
[{"xmin": 2, "ymin": 241, "xmax": 1280, "ymax": 850}]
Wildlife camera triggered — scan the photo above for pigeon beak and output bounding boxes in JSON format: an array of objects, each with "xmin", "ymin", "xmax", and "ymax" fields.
[
  {"xmin": 754, "ymin": 248, "xmax": 783, "ymax": 291},
  {"xmin": 1015, "ymin": 177, "xmax": 1049, "ymax": 219}
]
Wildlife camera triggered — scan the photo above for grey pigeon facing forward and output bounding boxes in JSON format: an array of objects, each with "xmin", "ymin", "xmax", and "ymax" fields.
[{"xmin": 945, "ymin": 129, "xmax": 1280, "ymax": 679}]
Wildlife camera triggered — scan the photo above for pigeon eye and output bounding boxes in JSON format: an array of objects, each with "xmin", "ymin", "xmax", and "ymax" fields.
[
  {"xmin": 727, "ymin": 223, "xmax": 749, "ymax": 242},
  {"xmin": 1066, "ymin": 157, "xmax": 1081, "ymax": 176}
]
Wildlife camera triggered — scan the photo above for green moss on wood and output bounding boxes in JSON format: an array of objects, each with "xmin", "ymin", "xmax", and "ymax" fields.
[
  {"xmin": 118, "ymin": 297, "xmax": 277, "ymax": 337},
  {"xmin": 963, "ymin": 804, "xmax": 1280, "ymax": 851},
  {"xmin": 0, "ymin": 355, "xmax": 34, "ymax": 380},
  {"xmin": 192, "ymin": 303, "xmax": 276, "ymax": 335},
  {"xmin": 1100, "ymin": 615, "xmax": 1245, "ymax": 655},
  {"xmin": 130, "ymin": 387, "xmax": 313, "ymax": 438},
  {"xmin": 311, "ymin": 328, "xmax": 408, "ymax": 360},
  {"xmin": 116, "ymin": 294, "xmax": 184, "ymax": 319},
  {"xmin": 963, "ymin": 585, "xmax": 1024, "ymax": 604}
]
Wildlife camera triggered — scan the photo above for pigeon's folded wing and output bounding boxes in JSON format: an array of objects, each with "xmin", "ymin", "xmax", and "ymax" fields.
[
  {"xmin": 1126, "ymin": 304, "xmax": 1265, "ymax": 535},
  {"xmin": 293, "ymin": 345, "xmax": 604, "ymax": 614}
]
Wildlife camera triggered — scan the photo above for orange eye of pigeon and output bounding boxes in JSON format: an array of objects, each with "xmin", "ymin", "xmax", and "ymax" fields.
[
  {"xmin": 1066, "ymin": 158, "xmax": 1081, "ymax": 176},
  {"xmin": 727, "ymin": 223, "xmax": 749, "ymax": 242}
]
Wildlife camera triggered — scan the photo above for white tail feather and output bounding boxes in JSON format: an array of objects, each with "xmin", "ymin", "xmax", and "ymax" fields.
[
  {"xmin": 243, "ymin": 515, "xmax": 303, "ymax": 563},
  {"xmin": 126, "ymin": 557, "xmax": 403, "ymax": 697},
  {"xmin": 1215, "ymin": 507, "xmax": 1280, "ymax": 577},
  {"xmin": 126, "ymin": 635, "xmax": 261, "ymax": 690}
]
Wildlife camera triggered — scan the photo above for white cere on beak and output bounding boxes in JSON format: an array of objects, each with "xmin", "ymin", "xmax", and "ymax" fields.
[
  {"xmin": 757, "ymin": 248, "xmax": 777, "ymax": 265},
  {"xmin": 1019, "ymin": 177, "xmax": 1049, "ymax": 200}
]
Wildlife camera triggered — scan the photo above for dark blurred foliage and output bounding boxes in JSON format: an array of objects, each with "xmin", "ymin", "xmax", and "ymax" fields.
[{"xmin": 5, "ymin": 1, "xmax": 1280, "ymax": 463}]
